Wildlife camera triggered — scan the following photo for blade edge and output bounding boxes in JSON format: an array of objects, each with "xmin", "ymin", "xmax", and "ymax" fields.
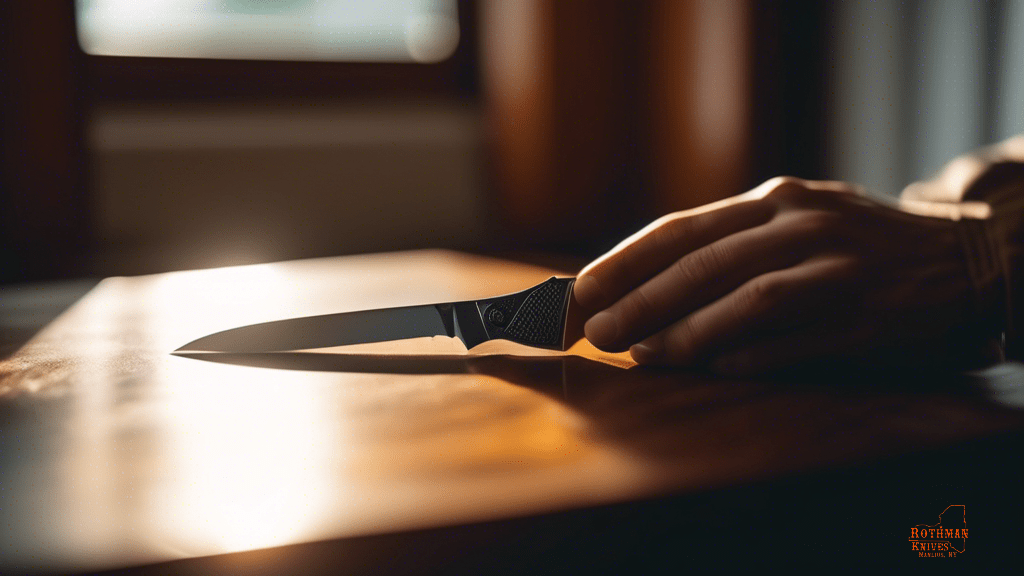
[{"xmin": 175, "ymin": 304, "xmax": 453, "ymax": 353}]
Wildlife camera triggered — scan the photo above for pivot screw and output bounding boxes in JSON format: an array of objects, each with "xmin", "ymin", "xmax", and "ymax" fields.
[{"xmin": 486, "ymin": 306, "xmax": 508, "ymax": 327}]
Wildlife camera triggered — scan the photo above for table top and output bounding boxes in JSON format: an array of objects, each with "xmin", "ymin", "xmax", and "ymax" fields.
[{"xmin": 2, "ymin": 250, "xmax": 1023, "ymax": 573}]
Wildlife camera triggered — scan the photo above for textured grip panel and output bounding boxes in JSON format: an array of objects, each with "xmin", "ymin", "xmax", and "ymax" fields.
[{"xmin": 503, "ymin": 280, "xmax": 568, "ymax": 347}]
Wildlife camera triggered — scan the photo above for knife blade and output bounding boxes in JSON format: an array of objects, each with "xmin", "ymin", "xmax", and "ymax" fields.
[{"xmin": 175, "ymin": 276, "xmax": 579, "ymax": 353}]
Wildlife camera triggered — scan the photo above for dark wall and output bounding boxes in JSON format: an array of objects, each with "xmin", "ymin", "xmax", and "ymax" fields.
[
  {"xmin": 0, "ymin": 1, "xmax": 90, "ymax": 283},
  {"xmin": 750, "ymin": 0, "xmax": 834, "ymax": 183}
]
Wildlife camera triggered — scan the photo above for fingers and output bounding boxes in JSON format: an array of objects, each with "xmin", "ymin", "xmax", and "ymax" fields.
[
  {"xmin": 628, "ymin": 254, "xmax": 861, "ymax": 366},
  {"xmin": 573, "ymin": 176, "xmax": 859, "ymax": 314},
  {"xmin": 583, "ymin": 210, "xmax": 836, "ymax": 351},
  {"xmin": 574, "ymin": 195, "xmax": 775, "ymax": 312}
]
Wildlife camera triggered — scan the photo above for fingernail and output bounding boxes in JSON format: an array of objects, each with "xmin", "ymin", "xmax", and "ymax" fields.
[
  {"xmin": 630, "ymin": 342, "xmax": 661, "ymax": 364},
  {"xmin": 584, "ymin": 311, "xmax": 618, "ymax": 347},
  {"xmin": 573, "ymin": 276, "xmax": 605, "ymax": 310}
]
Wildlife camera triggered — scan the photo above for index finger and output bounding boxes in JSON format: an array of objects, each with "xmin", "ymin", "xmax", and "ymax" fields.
[{"xmin": 574, "ymin": 195, "xmax": 774, "ymax": 311}]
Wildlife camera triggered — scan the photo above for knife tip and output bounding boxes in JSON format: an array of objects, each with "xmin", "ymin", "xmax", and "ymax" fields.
[{"xmin": 173, "ymin": 339, "xmax": 207, "ymax": 353}]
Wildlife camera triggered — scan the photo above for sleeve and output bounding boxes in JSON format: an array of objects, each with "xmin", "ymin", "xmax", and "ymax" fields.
[{"xmin": 901, "ymin": 136, "xmax": 1024, "ymax": 360}]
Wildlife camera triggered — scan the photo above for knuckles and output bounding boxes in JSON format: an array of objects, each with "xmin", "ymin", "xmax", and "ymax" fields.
[
  {"xmin": 661, "ymin": 316, "xmax": 705, "ymax": 364},
  {"xmin": 618, "ymin": 285, "xmax": 659, "ymax": 334},
  {"xmin": 649, "ymin": 213, "xmax": 694, "ymax": 249},
  {"xmin": 739, "ymin": 275, "xmax": 785, "ymax": 315},
  {"xmin": 765, "ymin": 175, "xmax": 808, "ymax": 191},
  {"xmin": 760, "ymin": 176, "xmax": 861, "ymax": 207},
  {"xmin": 685, "ymin": 240, "xmax": 730, "ymax": 280},
  {"xmin": 761, "ymin": 176, "xmax": 811, "ymax": 203},
  {"xmin": 787, "ymin": 209, "xmax": 845, "ymax": 241}
]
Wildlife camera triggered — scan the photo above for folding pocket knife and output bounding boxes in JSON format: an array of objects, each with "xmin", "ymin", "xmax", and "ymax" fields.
[{"xmin": 176, "ymin": 277, "xmax": 579, "ymax": 353}]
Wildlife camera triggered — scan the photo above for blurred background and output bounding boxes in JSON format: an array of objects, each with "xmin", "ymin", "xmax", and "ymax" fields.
[{"xmin": 2, "ymin": 0, "xmax": 1024, "ymax": 284}]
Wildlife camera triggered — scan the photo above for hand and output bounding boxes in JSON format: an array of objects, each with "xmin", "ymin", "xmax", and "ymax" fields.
[{"xmin": 573, "ymin": 177, "xmax": 1000, "ymax": 375}]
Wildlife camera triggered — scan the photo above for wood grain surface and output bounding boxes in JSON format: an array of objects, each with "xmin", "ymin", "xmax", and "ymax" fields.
[{"xmin": 2, "ymin": 250, "xmax": 1022, "ymax": 573}]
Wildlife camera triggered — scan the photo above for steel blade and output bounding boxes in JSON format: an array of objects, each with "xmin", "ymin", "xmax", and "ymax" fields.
[{"xmin": 175, "ymin": 304, "xmax": 453, "ymax": 353}]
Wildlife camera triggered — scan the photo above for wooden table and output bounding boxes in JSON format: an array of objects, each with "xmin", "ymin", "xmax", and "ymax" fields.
[{"xmin": 2, "ymin": 250, "xmax": 1023, "ymax": 573}]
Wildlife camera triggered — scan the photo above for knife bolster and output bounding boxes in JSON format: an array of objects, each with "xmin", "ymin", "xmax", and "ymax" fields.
[{"xmin": 452, "ymin": 301, "xmax": 491, "ymax": 349}]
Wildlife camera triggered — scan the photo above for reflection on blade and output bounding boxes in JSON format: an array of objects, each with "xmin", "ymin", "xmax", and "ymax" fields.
[{"xmin": 175, "ymin": 304, "xmax": 451, "ymax": 353}]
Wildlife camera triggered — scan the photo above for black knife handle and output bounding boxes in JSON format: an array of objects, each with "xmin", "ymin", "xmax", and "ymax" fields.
[{"xmin": 479, "ymin": 277, "xmax": 575, "ymax": 350}]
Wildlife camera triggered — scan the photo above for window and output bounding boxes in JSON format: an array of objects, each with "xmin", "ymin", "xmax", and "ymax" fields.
[{"xmin": 76, "ymin": 0, "xmax": 460, "ymax": 63}]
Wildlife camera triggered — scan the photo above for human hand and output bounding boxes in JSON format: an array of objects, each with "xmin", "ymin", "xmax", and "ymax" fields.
[{"xmin": 574, "ymin": 177, "xmax": 1001, "ymax": 375}]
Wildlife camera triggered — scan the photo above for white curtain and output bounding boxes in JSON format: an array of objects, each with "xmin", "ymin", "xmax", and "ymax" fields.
[{"xmin": 829, "ymin": 0, "xmax": 1024, "ymax": 194}]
